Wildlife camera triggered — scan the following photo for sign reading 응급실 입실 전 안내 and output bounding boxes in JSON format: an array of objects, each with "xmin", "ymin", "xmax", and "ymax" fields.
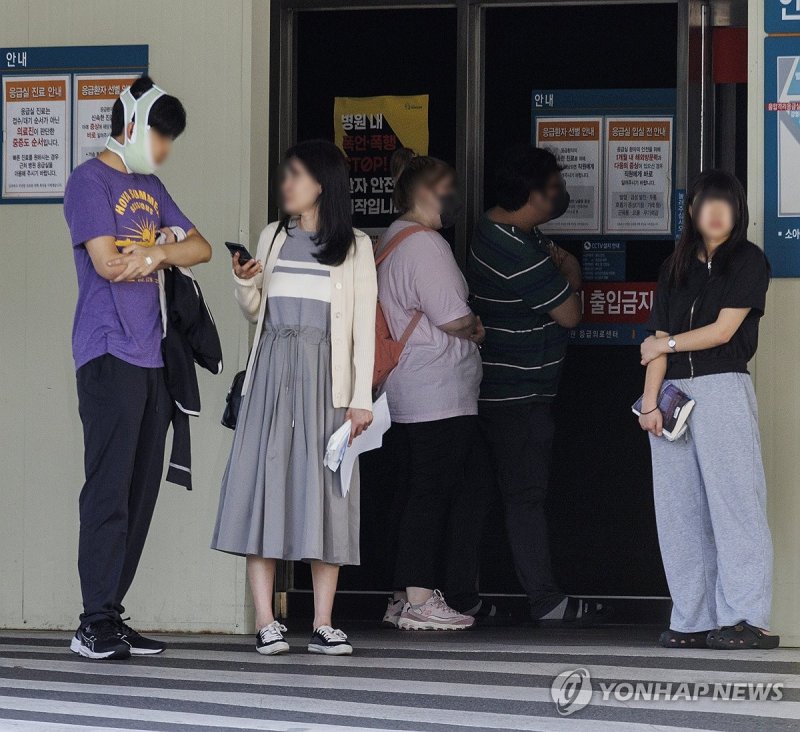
[
  {"xmin": 0, "ymin": 45, "xmax": 147, "ymax": 204},
  {"xmin": 531, "ymin": 89, "xmax": 675, "ymax": 345},
  {"xmin": 334, "ymin": 94, "xmax": 429, "ymax": 231},
  {"xmin": 764, "ymin": 2, "xmax": 800, "ymax": 276}
]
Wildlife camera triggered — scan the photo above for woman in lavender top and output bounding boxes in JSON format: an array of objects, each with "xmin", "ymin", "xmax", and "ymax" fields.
[{"xmin": 375, "ymin": 148, "xmax": 486, "ymax": 631}]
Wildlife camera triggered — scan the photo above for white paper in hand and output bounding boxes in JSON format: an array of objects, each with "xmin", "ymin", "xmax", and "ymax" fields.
[
  {"xmin": 323, "ymin": 420, "xmax": 351, "ymax": 472},
  {"xmin": 324, "ymin": 393, "xmax": 391, "ymax": 497}
]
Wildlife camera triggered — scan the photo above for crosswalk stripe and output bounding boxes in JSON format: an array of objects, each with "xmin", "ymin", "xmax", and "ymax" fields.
[
  {"xmin": 2, "ymin": 631, "xmax": 797, "ymax": 731},
  {"xmin": 0, "ymin": 721, "xmax": 155, "ymax": 732},
  {"xmin": 0, "ymin": 693, "xmax": 709, "ymax": 732},
  {"xmin": 2, "ymin": 649, "xmax": 799, "ymax": 689},
  {"xmin": 0, "ymin": 668, "xmax": 797, "ymax": 722},
  {"xmin": 0, "ymin": 697, "xmax": 401, "ymax": 732}
]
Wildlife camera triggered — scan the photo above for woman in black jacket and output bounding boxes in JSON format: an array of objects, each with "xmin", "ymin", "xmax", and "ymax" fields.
[{"xmin": 639, "ymin": 170, "xmax": 778, "ymax": 650}]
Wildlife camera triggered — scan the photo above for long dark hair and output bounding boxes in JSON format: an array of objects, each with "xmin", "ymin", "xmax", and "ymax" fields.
[
  {"xmin": 668, "ymin": 169, "xmax": 751, "ymax": 287},
  {"xmin": 390, "ymin": 147, "xmax": 455, "ymax": 213},
  {"xmin": 283, "ymin": 140, "xmax": 354, "ymax": 266}
]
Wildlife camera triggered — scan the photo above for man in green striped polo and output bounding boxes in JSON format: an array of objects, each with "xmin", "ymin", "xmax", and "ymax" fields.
[{"xmin": 466, "ymin": 144, "xmax": 604, "ymax": 625}]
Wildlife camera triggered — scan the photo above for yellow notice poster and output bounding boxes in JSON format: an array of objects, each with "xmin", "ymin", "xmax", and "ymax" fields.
[{"xmin": 334, "ymin": 94, "xmax": 429, "ymax": 228}]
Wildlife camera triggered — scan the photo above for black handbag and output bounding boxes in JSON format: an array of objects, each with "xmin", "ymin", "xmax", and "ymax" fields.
[
  {"xmin": 221, "ymin": 219, "xmax": 287, "ymax": 430},
  {"xmin": 221, "ymin": 369, "xmax": 246, "ymax": 429}
]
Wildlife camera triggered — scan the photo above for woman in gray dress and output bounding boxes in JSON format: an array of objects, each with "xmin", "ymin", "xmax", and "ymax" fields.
[{"xmin": 212, "ymin": 140, "xmax": 377, "ymax": 655}]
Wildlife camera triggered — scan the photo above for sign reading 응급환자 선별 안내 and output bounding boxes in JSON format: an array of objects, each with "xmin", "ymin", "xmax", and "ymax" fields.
[
  {"xmin": 334, "ymin": 94, "xmax": 429, "ymax": 230},
  {"xmin": 2, "ymin": 75, "xmax": 70, "ymax": 198},
  {"xmin": 73, "ymin": 74, "xmax": 139, "ymax": 167},
  {"xmin": 604, "ymin": 117, "xmax": 672, "ymax": 235},
  {"xmin": 535, "ymin": 117, "xmax": 603, "ymax": 235}
]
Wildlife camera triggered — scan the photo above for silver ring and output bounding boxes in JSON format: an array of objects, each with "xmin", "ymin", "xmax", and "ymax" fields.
[{"xmin": 144, "ymin": 256, "xmax": 153, "ymax": 266}]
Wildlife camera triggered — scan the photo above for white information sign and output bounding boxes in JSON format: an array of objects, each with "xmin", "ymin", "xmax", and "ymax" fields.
[
  {"xmin": 604, "ymin": 117, "xmax": 672, "ymax": 234},
  {"xmin": 535, "ymin": 116, "xmax": 603, "ymax": 234},
  {"xmin": 72, "ymin": 74, "xmax": 139, "ymax": 167},
  {"xmin": 2, "ymin": 74, "xmax": 70, "ymax": 198}
]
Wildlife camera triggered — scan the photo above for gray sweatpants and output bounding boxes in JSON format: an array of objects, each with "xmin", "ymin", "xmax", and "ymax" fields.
[{"xmin": 649, "ymin": 372, "xmax": 773, "ymax": 632}]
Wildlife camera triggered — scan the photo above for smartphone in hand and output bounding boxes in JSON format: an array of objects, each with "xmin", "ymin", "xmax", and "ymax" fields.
[{"xmin": 225, "ymin": 242, "xmax": 254, "ymax": 264}]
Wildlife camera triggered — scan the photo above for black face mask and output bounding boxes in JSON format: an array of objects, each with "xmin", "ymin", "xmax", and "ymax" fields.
[
  {"xmin": 438, "ymin": 192, "xmax": 463, "ymax": 229},
  {"xmin": 549, "ymin": 185, "xmax": 570, "ymax": 221}
]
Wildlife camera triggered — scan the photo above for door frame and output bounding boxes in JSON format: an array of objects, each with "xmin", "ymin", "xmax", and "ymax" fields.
[
  {"xmin": 268, "ymin": 0, "xmax": 707, "ymax": 608},
  {"xmin": 270, "ymin": 0, "xmax": 698, "ymax": 266}
]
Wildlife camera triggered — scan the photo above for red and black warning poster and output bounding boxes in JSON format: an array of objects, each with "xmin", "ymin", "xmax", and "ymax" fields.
[{"xmin": 334, "ymin": 94, "xmax": 429, "ymax": 230}]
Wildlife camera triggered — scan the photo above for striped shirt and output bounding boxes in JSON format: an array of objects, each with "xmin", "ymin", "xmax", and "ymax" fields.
[
  {"xmin": 467, "ymin": 214, "xmax": 572, "ymax": 403},
  {"xmin": 266, "ymin": 228, "xmax": 331, "ymax": 332}
]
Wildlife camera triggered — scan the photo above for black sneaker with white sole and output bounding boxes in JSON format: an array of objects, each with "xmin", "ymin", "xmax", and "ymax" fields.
[
  {"xmin": 256, "ymin": 621, "xmax": 290, "ymax": 655},
  {"xmin": 70, "ymin": 619, "xmax": 130, "ymax": 660},
  {"xmin": 307, "ymin": 625, "xmax": 352, "ymax": 655},
  {"xmin": 117, "ymin": 617, "xmax": 167, "ymax": 655}
]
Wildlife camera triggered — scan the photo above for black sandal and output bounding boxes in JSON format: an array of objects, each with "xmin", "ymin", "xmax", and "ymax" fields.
[
  {"xmin": 561, "ymin": 597, "xmax": 611, "ymax": 627},
  {"xmin": 658, "ymin": 629, "xmax": 713, "ymax": 649},
  {"xmin": 707, "ymin": 622, "xmax": 780, "ymax": 650}
]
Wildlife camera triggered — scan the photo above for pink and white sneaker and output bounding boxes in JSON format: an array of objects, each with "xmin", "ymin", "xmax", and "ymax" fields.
[
  {"xmin": 397, "ymin": 590, "xmax": 476, "ymax": 631},
  {"xmin": 382, "ymin": 596, "xmax": 405, "ymax": 628}
]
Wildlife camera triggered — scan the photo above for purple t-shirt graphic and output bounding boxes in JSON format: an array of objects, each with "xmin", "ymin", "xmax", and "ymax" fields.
[{"xmin": 64, "ymin": 157, "xmax": 194, "ymax": 370}]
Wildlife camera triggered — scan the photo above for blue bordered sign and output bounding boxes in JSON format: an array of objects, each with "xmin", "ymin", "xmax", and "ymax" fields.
[
  {"xmin": 764, "ymin": 36, "xmax": 800, "ymax": 276},
  {"xmin": 0, "ymin": 45, "xmax": 147, "ymax": 205}
]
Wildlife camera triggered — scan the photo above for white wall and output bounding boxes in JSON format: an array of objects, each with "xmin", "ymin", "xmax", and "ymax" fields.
[{"xmin": 0, "ymin": 0, "xmax": 270, "ymax": 632}]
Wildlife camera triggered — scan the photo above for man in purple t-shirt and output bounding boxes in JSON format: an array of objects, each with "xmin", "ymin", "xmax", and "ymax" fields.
[{"xmin": 63, "ymin": 76, "xmax": 211, "ymax": 660}]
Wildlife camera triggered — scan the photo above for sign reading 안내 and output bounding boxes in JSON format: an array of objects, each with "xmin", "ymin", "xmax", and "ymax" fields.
[
  {"xmin": 604, "ymin": 117, "xmax": 672, "ymax": 235},
  {"xmin": 2, "ymin": 75, "xmax": 70, "ymax": 198},
  {"xmin": 73, "ymin": 74, "xmax": 139, "ymax": 167},
  {"xmin": 535, "ymin": 117, "xmax": 603, "ymax": 235},
  {"xmin": 334, "ymin": 94, "xmax": 429, "ymax": 229}
]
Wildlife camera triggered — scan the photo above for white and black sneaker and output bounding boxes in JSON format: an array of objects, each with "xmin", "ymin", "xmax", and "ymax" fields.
[
  {"xmin": 308, "ymin": 625, "xmax": 352, "ymax": 655},
  {"xmin": 70, "ymin": 619, "xmax": 130, "ymax": 660},
  {"xmin": 117, "ymin": 617, "xmax": 167, "ymax": 655},
  {"xmin": 256, "ymin": 621, "xmax": 290, "ymax": 655}
]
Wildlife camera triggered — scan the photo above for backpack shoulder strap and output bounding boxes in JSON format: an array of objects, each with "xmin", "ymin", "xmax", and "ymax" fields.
[
  {"xmin": 374, "ymin": 224, "xmax": 431, "ymax": 267},
  {"xmin": 399, "ymin": 310, "xmax": 424, "ymax": 346}
]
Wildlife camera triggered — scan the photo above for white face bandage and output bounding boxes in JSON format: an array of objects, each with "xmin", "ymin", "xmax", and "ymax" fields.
[{"xmin": 105, "ymin": 85, "xmax": 166, "ymax": 174}]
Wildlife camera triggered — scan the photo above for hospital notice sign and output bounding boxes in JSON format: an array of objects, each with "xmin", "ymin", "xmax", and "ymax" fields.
[{"xmin": 2, "ymin": 75, "xmax": 70, "ymax": 198}]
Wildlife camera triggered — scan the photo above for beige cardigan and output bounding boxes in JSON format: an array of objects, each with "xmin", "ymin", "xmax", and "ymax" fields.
[{"xmin": 234, "ymin": 221, "xmax": 378, "ymax": 411}]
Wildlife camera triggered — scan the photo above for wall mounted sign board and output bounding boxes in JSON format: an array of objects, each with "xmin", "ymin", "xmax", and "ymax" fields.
[{"xmin": 0, "ymin": 45, "xmax": 148, "ymax": 204}]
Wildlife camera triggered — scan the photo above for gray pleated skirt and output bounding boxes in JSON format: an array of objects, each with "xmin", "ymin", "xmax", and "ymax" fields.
[{"xmin": 211, "ymin": 326, "xmax": 360, "ymax": 566}]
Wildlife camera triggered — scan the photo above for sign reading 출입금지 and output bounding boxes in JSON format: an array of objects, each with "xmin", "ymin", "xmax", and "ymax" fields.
[
  {"xmin": 0, "ymin": 45, "xmax": 148, "ymax": 204},
  {"xmin": 535, "ymin": 116, "xmax": 603, "ymax": 235},
  {"xmin": 604, "ymin": 117, "xmax": 672, "ymax": 235},
  {"xmin": 2, "ymin": 75, "xmax": 70, "ymax": 198}
]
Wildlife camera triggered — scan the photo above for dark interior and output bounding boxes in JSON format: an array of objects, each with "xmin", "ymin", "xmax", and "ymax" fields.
[{"xmin": 292, "ymin": 3, "xmax": 684, "ymax": 617}]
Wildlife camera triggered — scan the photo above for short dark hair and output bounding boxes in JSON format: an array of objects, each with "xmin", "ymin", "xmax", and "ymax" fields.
[
  {"xmin": 110, "ymin": 75, "xmax": 186, "ymax": 139},
  {"xmin": 494, "ymin": 144, "xmax": 562, "ymax": 211}
]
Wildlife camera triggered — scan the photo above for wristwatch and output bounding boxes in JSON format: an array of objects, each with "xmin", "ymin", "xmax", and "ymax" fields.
[{"xmin": 667, "ymin": 337, "xmax": 677, "ymax": 352}]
